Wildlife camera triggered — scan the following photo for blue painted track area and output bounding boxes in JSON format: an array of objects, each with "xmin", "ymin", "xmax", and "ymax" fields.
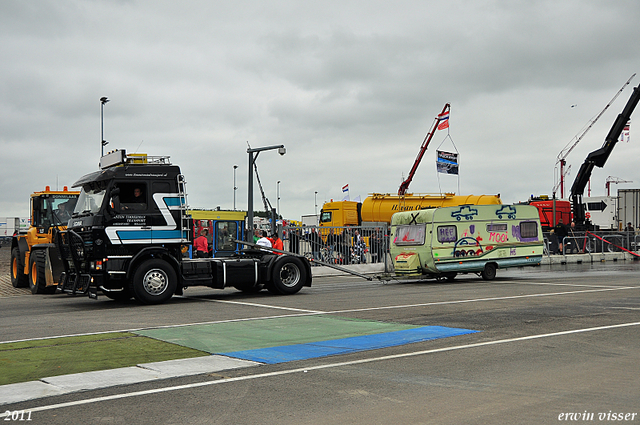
[
  {"xmin": 221, "ymin": 325, "xmax": 479, "ymax": 364},
  {"xmin": 136, "ymin": 316, "xmax": 479, "ymax": 365}
]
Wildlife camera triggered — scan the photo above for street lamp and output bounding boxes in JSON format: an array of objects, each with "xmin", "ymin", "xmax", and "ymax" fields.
[
  {"xmin": 277, "ymin": 181, "xmax": 281, "ymax": 220},
  {"xmin": 233, "ymin": 165, "xmax": 238, "ymax": 210},
  {"xmin": 100, "ymin": 97, "xmax": 109, "ymax": 157},
  {"xmin": 315, "ymin": 191, "xmax": 318, "ymax": 221},
  {"xmin": 246, "ymin": 144, "xmax": 286, "ymax": 241}
]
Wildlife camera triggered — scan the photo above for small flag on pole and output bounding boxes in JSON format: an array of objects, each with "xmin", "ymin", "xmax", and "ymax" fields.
[
  {"xmin": 437, "ymin": 111, "xmax": 450, "ymax": 130},
  {"xmin": 342, "ymin": 184, "xmax": 349, "ymax": 192}
]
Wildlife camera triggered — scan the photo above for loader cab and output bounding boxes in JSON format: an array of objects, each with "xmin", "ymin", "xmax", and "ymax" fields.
[{"xmin": 30, "ymin": 189, "xmax": 79, "ymax": 233}]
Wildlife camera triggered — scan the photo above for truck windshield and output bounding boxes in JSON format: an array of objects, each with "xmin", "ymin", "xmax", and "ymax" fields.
[
  {"xmin": 74, "ymin": 187, "xmax": 106, "ymax": 215},
  {"xmin": 320, "ymin": 211, "xmax": 332, "ymax": 223},
  {"xmin": 34, "ymin": 195, "xmax": 79, "ymax": 228},
  {"xmin": 48, "ymin": 196, "xmax": 78, "ymax": 226}
]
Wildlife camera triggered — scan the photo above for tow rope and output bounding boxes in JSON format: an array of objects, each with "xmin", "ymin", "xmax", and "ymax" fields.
[{"xmin": 585, "ymin": 231, "xmax": 640, "ymax": 257}]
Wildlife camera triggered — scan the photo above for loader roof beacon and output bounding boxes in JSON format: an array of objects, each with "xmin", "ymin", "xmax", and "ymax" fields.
[{"xmin": 56, "ymin": 149, "xmax": 311, "ymax": 305}]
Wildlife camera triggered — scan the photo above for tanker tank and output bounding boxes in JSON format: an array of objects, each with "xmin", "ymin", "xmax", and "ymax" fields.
[{"xmin": 360, "ymin": 193, "xmax": 502, "ymax": 224}]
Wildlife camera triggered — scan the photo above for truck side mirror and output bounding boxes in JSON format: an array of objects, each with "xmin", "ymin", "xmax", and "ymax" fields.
[{"xmin": 107, "ymin": 187, "xmax": 121, "ymax": 216}]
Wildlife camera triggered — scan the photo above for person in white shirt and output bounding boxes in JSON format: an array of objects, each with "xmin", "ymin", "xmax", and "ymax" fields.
[{"xmin": 256, "ymin": 230, "xmax": 272, "ymax": 248}]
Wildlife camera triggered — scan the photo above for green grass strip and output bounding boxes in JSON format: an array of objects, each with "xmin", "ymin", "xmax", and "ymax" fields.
[{"xmin": 0, "ymin": 332, "xmax": 208, "ymax": 386}]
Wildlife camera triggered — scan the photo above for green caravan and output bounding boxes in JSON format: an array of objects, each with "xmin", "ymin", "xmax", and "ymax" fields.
[{"xmin": 390, "ymin": 204, "xmax": 543, "ymax": 281}]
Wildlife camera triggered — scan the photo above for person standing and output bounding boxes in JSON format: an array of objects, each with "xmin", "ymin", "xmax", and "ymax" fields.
[
  {"xmin": 256, "ymin": 230, "xmax": 272, "ymax": 248},
  {"xmin": 326, "ymin": 228, "xmax": 337, "ymax": 261},
  {"xmin": 290, "ymin": 228, "xmax": 300, "ymax": 254},
  {"xmin": 553, "ymin": 219, "xmax": 568, "ymax": 254},
  {"xmin": 272, "ymin": 233, "xmax": 283, "ymax": 254},
  {"xmin": 194, "ymin": 228, "xmax": 209, "ymax": 258},
  {"xmin": 308, "ymin": 228, "xmax": 321, "ymax": 261}
]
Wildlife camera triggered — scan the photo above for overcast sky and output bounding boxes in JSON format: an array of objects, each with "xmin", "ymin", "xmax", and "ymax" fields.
[{"xmin": 2, "ymin": 0, "xmax": 640, "ymax": 221}]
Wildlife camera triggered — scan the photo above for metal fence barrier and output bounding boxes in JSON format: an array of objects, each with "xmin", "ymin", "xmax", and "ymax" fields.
[
  {"xmin": 544, "ymin": 230, "xmax": 640, "ymax": 256},
  {"xmin": 274, "ymin": 227, "xmax": 638, "ymax": 261},
  {"xmin": 282, "ymin": 225, "xmax": 389, "ymax": 268}
]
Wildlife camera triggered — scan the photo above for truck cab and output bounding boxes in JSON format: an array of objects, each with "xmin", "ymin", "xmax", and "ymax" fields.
[{"xmin": 57, "ymin": 149, "xmax": 311, "ymax": 305}]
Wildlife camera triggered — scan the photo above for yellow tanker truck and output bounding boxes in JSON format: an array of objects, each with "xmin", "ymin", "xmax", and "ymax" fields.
[{"xmin": 319, "ymin": 193, "xmax": 502, "ymax": 228}]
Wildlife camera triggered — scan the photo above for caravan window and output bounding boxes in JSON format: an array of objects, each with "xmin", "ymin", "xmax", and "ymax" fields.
[
  {"xmin": 394, "ymin": 224, "xmax": 426, "ymax": 246},
  {"xmin": 520, "ymin": 221, "xmax": 538, "ymax": 238},
  {"xmin": 437, "ymin": 225, "xmax": 457, "ymax": 243},
  {"xmin": 486, "ymin": 223, "xmax": 507, "ymax": 232}
]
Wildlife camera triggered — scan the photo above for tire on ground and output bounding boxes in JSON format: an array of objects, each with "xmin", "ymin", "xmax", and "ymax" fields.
[
  {"xmin": 267, "ymin": 256, "xmax": 307, "ymax": 295},
  {"xmin": 29, "ymin": 250, "xmax": 55, "ymax": 294},
  {"xmin": 11, "ymin": 247, "xmax": 28, "ymax": 288},
  {"xmin": 481, "ymin": 263, "xmax": 497, "ymax": 281},
  {"xmin": 129, "ymin": 259, "xmax": 177, "ymax": 304}
]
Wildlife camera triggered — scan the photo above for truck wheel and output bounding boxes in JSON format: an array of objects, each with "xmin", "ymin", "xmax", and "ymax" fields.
[
  {"xmin": 29, "ymin": 250, "xmax": 55, "ymax": 294},
  {"xmin": 268, "ymin": 256, "xmax": 307, "ymax": 295},
  {"xmin": 130, "ymin": 259, "xmax": 177, "ymax": 304},
  {"xmin": 11, "ymin": 247, "xmax": 28, "ymax": 288},
  {"xmin": 481, "ymin": 263, "xmax": 497, "ymax": 281}
]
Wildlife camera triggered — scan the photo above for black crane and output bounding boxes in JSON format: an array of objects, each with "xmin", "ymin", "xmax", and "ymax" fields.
[{"xmin": 570, "ymin": 83, "xmax": 640, "ymax": 229}]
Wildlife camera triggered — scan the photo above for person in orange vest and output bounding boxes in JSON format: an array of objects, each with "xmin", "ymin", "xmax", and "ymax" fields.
[{"xmin": 272, "ymin": 232, "xmax": 283, "ymax": 254}]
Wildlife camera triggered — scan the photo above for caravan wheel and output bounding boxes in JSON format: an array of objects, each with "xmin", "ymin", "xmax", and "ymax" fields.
[{"xmin": 481, "ymin": 263, "xmax": 497, "ymax": 281}]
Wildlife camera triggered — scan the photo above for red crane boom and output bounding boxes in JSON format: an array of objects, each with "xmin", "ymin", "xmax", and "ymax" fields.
[{"xmin": 398, "ymin": 103, "xmax": 450, "ymax": 196}]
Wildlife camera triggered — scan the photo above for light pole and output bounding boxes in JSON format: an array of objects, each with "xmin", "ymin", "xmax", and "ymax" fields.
[
  {"xmin": 247, "ymin": 144, "xmax": 286, "ymax": 241},
  {"xmin": 314, "ymin": 191, "xmax": 318, "ymax": 220},
  {"xmin": 100, "ymin": 97, "xmax": 109, "ymax": 157},
  {"xmin": 233, "ymin": 165, "xmax": 238, "ymax": 210},
  {"xmin": 277, "ymin": 181, "xmax": 281, "ymax": 220}
]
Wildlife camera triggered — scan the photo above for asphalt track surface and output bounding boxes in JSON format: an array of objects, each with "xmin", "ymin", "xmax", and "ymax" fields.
[{"xmin": 1, "ymin": 262, "xmax": 640, "ymax": 424}]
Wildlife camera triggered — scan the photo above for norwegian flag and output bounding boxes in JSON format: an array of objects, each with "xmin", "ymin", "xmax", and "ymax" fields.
[
  {"xmin": 437, "ymin": 111, "xmax": 450, "ymax": 130},
  {"xmin": 620, "ymin": 120, "xmax": 630, "ymax": 142}
]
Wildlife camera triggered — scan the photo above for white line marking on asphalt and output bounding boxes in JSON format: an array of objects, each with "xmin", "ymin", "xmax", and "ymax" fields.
[
  {"xmin": 1, "ymin": 285, "xmax": 638, "ymax": 345},
  {"xmin": 324, "ymin": 286, "xmax": 638, "ymax": 315},
  {"xmin": 180, "ymin": 297, "xmax": 324, "ymax": 313},
  {"xmin": 7, "ymin": 320, "xmax": 640, "ymax": 416},
  {"xmin": 514, "ymin": 281, "xmax": 630, "ymax": 288}
]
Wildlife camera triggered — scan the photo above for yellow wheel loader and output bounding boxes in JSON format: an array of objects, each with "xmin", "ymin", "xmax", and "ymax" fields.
[{"xmin": 10, "ymin": 186, "xmax": 79, "ymax": 294}]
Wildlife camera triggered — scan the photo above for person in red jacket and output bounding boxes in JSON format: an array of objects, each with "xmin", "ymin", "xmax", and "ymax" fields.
[{"xmin": 194, "ymin": 228, "xmax": 209, "ymax": 258}]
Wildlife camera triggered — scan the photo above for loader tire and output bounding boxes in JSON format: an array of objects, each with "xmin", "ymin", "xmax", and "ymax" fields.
[
  {"xmin": 11, "ymin": 247, "xmax": 28, "ymax": 288},
  {"xmin": 29, "ymin": 250, "xmax": 55, "ymax": 294}
]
